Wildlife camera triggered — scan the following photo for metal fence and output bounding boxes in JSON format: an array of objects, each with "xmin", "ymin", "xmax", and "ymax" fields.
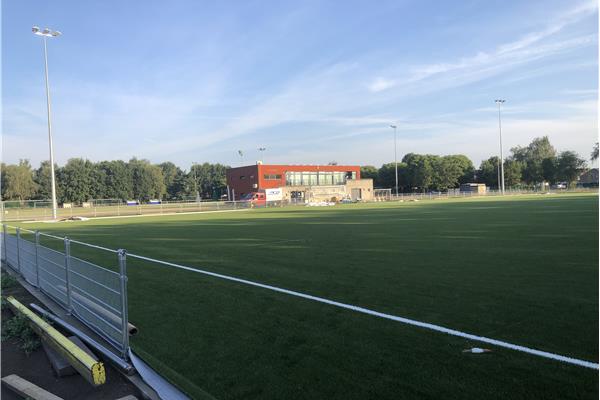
[
  {"xmin": 1, "ymin": 224, "xmax": 129, "ymax": 359},
  {"xmin": 1, "ymin": 200, "xmax": 251, "ymax": 222},
  {"xmin": 1, "ymin": 188, "xmax": 597, "ymax": 222}
]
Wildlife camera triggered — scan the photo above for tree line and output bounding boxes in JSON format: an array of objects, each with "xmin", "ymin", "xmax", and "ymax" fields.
[
  {"xmin": 0, "ymin": 136, "xmax": 594, "ymax": 202},
  {"xmin": 361, "ymin": 136, "xmax": 592, "ymax": 191},
  {"xmin": 1, "ymin": 158, "xmax": 229, "ymax": 203}
]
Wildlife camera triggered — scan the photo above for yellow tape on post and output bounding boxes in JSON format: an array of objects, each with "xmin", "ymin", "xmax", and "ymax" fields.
[{"xmin": 5, "ymin": 296, "xmax": 106, "ymax": 386}]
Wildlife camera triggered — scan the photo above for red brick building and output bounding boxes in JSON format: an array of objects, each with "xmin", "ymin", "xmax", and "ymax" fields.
[{"xmin": 226, "ymin": 164, "xmax": 361, "ymax": 199}]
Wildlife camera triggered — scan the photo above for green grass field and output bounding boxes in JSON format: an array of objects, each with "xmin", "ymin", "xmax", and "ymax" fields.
[{"xmin": 14, "ymin": 193, "xmax": 599, "ymax": 399}]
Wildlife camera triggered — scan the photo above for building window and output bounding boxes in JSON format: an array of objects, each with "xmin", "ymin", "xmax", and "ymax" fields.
[
  {"xmin": 284, "ymin": 171, "xmax": 354, "ymax": 186},
  {"xmin": 240, "ymin": 175, "xmax": 245, "ymax": 180},
  {"xmin": 263, "ymin": 174, "xmax": 282, "ymax": 180}
]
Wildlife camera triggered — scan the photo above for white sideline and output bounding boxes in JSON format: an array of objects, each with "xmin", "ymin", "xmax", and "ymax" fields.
[
  {"xmin": 20, "ymin": 207, "xmax": 249, "ymax": 223},
  {"xmin": 127, "ymin": 253, "xmax": 599, "ymax": 370}
]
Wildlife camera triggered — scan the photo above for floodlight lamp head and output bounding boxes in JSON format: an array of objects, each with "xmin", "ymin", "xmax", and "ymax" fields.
[
  {"xmin": 32, "ymin": 26, "xmax": 40, "ymax": 33},
  {"xmin": 390, "ymin": 124, "xmax": 397, "ymax": 129},
  {"xmin": 42, "ymin": 28, "xmax": 51, "ymax": 34},
  {"xmin": 52, "ymin": 31, "xmax": 62, "ymax": 37}
]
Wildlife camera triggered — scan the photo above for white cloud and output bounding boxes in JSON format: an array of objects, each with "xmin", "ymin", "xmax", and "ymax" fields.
[{"xmin": 367, "ymin": 77, "xmax": 396, "ymax": 93}]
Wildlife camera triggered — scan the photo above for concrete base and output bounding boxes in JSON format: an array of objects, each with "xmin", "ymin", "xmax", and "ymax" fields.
[
  {"xmin": 2, "ymin": 374, "xmax": 63, "ymax": 400},
  {"xmin": 42, "ymin": 335, "xmax": 99, "ymax": 377}
]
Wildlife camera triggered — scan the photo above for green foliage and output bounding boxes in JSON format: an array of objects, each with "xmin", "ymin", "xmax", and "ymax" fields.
[
  {"xmin": 98, "ymin": 160, "xmax": 134, "ymax": 200},
  {"xmin": 477, "ymin": 156, "xmax": 500, "ymax": 188},
  {"xmin": 188, "ymin": 162, "xmax": 229, "ymax": 200},
  {"xmin": 160, "ymin": 162, "xmax": 186, "ymax": 200},
  {"xmin": 503, "ymin": 159, "xmax": 524, "ymax": 187},
  {"xmin": 592, "ymin": 142, "xmax": 599, "ymax": 161},
  {"xmin": 542, "ymin": 157, "xmax": 559, "ymax": 184},
  {"xmin": 377, "ymin": 162, "xmax": 408, "ymax": 191},
  {"xmin": 557, "ymin": 151, "xmax": 586, "ymax": 187},
  {"xmin": 360, "ymin": 165, "xmax": 378, "ymax": 182},
  {"xmin": 1, "ymin": 314, "xmax": 41, "ymax": 355},
  {"xmin": 1, "ymin": 273, "xmax": 18, "ymax": 290},
  {"xmin": 129, "ymin": 158, "xmax": 166, "ymax": 201},
  {"xmin": 2, "ymin": 160, "xmax": 37, "ymax": 201},
  {"xmin": 57, "ymin": 158, "xmax": 96, "ymax": 204},
  {"xmin": 511, "ymin": 136, "xmax": 557, "ymax": 184},
  {"xmin": 33, "ymin": 161, "xmax": 58, "ymax": 200}
]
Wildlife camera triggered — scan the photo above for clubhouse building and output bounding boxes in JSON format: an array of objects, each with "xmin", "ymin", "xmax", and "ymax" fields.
[{"xmin": 226, "ymin": 164, "xmax": 373, "ymax": 202}]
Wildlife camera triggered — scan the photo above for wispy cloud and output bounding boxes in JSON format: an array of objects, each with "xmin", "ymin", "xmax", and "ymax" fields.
[{"xmin": 2, "ymin": 0, "xmax": 597, "ymax": 168}]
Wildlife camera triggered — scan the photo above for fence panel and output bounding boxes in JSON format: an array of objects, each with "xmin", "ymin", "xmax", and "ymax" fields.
[
  {"xmin": 1, "ymin": 225, "xmax": 129, "ymax": 359},
  {"xmin": 68, "ymin": 256, "xmax": 124, "ymax": 350},
  {"xmin": 5, "ymin": 233, "xmax": 19, "ymax": 270},
  {"xmin": 38, "ymin": 244, "xmax": 69, "ymax": 308},
  {"xmin": 18, "ymin": 237, "xmax": 38, "ymax": 286}
]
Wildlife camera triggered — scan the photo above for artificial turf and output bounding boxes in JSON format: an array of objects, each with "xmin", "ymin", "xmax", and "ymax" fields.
[{"xmin": 12, "ymin": 193, "xmax": 599, "ymax": 399}]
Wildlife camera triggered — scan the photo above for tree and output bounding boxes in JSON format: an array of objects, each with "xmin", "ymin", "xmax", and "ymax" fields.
[
  {"xmin": 57, "ymin": 158, "xmax": 96, "ymax": 204},
  {"xmin": 188, "ymin": 162, "xmax": 229, "ymax": 199},
  {"xmin": 97, "ymin": 160, "xmax": 133, "ymax": 200},
  {"xmin": 360, "ymin": 166, "xmax": 378, "ymax": 186},
  {"xmin": 33, "ymin": 161, "xmax": 59, "ymax": 200},
  {"xmin": 477, "ymin": 156, "xmax": 500, "ymax": 188},
  {"xmin": 402, "ymin": 153, "xmax": 437, "ymax": 191},
  {"xmin": 433, "ymin": 155, "xmax": 475, "ymax": 191},
  {"xmin": 510, "ymin": 136, "xmax": 556, "ymax": 185},
  {"xmin": 159, "ymin": 162, "xmax": 184, "ymax": 200},
  {"xmin": 378, "ymin": 162, "xmax": 408, "ymax": 191},
  {"xmin": 129, "ymin": 158, "xmax": 166, "ymax": 201},
  {"xmin": 541, "ymin": 157, "xmax": 559, "ymax": 185},
  {"xmin": 2, "ymin": 160, "xmax": 37, "ymax": 201},
  {"xmin": 503, "ymin": 159, "xmax": 523, "ymax": 188},
  {"xmin": 556, "ymin": 151, "xmax": 586, "ymax": 187},
  {"xmin": 592, "ymin": 142, "xmax": 599, "ymax": 162}
]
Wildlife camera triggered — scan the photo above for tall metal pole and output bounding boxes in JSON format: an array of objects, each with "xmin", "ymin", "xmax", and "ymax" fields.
[
  {"xmin": 495, "ymin": 99, "xmax": 506, "ymax": 195},
  {"xmin": 33, "ymin": 27, "xmax": 61, "ymax": 219},
  {"xmin": 390, "ymin": 125, "xmax": 399, "ymax": 196},
  {"xmin": 43, "ymin": 37, "xmax": 59, "ymax": 218}
]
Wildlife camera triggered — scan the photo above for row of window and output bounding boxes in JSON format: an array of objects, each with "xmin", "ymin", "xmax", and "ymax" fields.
[
  {"xmin": 238, "ymin": 171, "xmax": 357, "ymax": 186},
  {"xmin": 285, "ymin": 171, "xmax": 356, "ymax": 186},
  {"xmin": 264, "ymin": 174, "xmax": 282, "ymax": 180}
]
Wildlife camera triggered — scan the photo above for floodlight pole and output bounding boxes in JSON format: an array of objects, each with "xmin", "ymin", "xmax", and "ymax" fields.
[
  {"xmin": 495, "ymin": 99, "xmax": 506, "ymax": 195},
  {"xmin": 33, "ymin": 26, "xmax": 61, "ymax": 219},
  {"xmin": 192, "ymin": 162, "xmax": 200, "ymax": 202},
  {"xmin": 390, "ymin": 125, "xmax": 398, "ymax": 197}
]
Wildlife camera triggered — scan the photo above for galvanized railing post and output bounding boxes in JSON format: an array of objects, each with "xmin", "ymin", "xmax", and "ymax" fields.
[
  {"xmin": 118, "ymin": 249, "xmax": 130, "ymax": 359},
  {"xmin": 64, "ymin": 237, "xmax": 73, "ymax": 313},
  {"xmin": 16, "ymin": 227, "xmax": 22, "ymax": 273},
  {"xmin": 35, "ymin": 231, "xmax": 41, "ymax": 287}
]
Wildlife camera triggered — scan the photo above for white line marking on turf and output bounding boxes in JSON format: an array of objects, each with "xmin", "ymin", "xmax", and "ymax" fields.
[
  {"xmin": 21, "ymin": 208, "xmax": 249, "ymax": 223},
  {"xmin": 127, "ymin": 252, "xmax": 598, "ymax": 370}
]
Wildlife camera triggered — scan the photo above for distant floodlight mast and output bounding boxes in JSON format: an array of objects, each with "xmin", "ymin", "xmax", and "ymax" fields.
[
  {"xmin": 495, "ymin": 99, "xmax": 506, "ymax": 195},
  {"xmin": 258, "ymin": 147, "xmax": 266, "ymax": 163},
  {"xmin": 32, "ymin": 25, "xmax": 61, "ymax": 220},
  {"xmin": 390, "ymin": 125, "xmax": 399, "ymax": 196}
]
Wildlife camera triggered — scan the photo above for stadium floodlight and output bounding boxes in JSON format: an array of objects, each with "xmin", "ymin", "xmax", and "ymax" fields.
[
  {"xmin": 390, "ymin": 125, "xmax": 399, "ymax": 197},
  {"xmin": 494, "ymin": 99, "xmax": 506, "ymax": 195},
  {"xmin": 258, "ymin": 147, "xmax": 266, "ymax": 163},
  {"xmin": 32, "ymin": 25, "xmax": 61, "ymax": 220}
]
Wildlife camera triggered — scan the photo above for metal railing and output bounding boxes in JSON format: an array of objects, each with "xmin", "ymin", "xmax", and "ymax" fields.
[
  {"xmin": 0, "ymin": 199, "xmax": 251, "ymax": 222},
  {"xmin": 1, "ymin": 188, "xmax": 597, "ymax": 222},
  {"xmin": 1, "ymin": 224, "xmax": 129, "ymax": 359}
]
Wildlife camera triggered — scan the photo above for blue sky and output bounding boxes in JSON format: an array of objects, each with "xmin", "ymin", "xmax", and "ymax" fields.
[{"xmin": 2, "ymin": 0, "xmax": 598, "ymax": 169}]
